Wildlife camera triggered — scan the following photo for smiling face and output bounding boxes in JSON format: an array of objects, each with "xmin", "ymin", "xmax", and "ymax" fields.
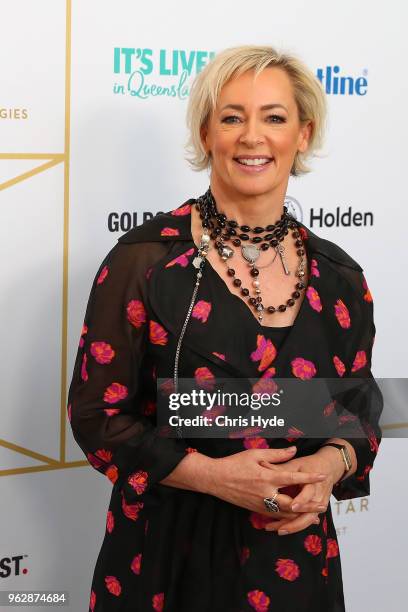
[{"xmin": 201, "ymin": 67, "xmax": 312, "ymax": 200}]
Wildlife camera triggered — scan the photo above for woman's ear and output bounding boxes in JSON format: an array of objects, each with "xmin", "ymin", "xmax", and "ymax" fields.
[
  {"xmin": 200, "ymin": 123, "xmax": 209, "ymax": 153},
  {"xmin": 297, "ymin": 120, "xmax": 313, "ymax": 154}
]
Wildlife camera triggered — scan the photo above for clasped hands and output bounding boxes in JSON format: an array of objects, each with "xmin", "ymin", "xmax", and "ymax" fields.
[{"xmin": 259, "ymin": 446, "xmax": 345, "ymax": 535}]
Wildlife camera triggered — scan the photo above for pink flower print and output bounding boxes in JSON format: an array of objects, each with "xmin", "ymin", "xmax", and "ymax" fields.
[
  {"xmin": 212, "ymin": 351, "xmax": 225, "ymax": 360},
  {"xmin": 152, "ymin": 593, "xmax": 164, "ymax": 611},
  {"xmin": 351, "ymin": 350, "xmax": 367, "ymax": 372},
  {"xmin": 333, "ymin": 355, "xmax": 346, "ymax": 377},
  {"xmin": 90, "ymin": 341, "xmax": 115, "ymax": 364},
  {"xmin": 244, "ymin": 437, "xmax": 269, "ymax": 449},
  {"xmin": 89, "ymin": 590, "xmax": 96, "ymax": 612},
  {"xmin": 338, "ymin": 414, "xmax": 357, "ymax": 425},
  {"xmin": 364, "ymin": 423, "xmax": 380, "ymax": 453},
  {"xmin": 106, "ymin": 465, "xmax": 118, "ymax": 484},
  {"xmin": 127, "ymin": 299, "xmax": 146, "ymax": 328},
  {"xmin": 95, "ymin": 449, "xmax": 113, "ymax": 463},
  {"xmin": 104, "ymin": 407, "xmax": 120, "ymax": 416},
  {"xmin": 249, "ymin": 512, "xmax": 271, "ymax": 530},
  {"xmin": 165, "ymin": 247, "xmax": 195, "ymax": 268},
  {"xmin": 311, "ymin": 258, "xmax": 320, "ymax": 277},
  {"xmin": 81, "ymin": 352, "xmax": 88, "ymax": 381},
  {"xmin": 149, "ymin": 320, "xmax": 168, "ymax": 345},
  {"xmin": 67, "ymin": 403, "xmax": 71, "ymax": 422},
  {"xmin": 306, "ymin": 286, "xmax": 322, "ymax": 312},
  {"xmin": 247, "ymin": 589, "xmax": 270, "ymax": 612},
  {"xmin": 143, "ymin": 399, "xmax": 156, "ymax": 416},
  {"xmin": 252, "ymin": 369, "xmax": 277, "ymax": 395},
  {"xmin": 105, "ymin": 575, "xmax": 121, "ymax": 596},
  {"xmin": 171, "ymin": 203, "xmax": 191, "ymax": 216},
  {"xmin": 251, "ymin": 335, "xmax": 277, "ymax": 371},
  {"xmin": 160, "ymin": 226, "xmax": 180, "ymax": 236},
  {"xmin": 159, "ymin": 378, "xmax": 175, "ymax": 395},
  {"xmin": 97, "ymin": 265, "xmax": 109, "ymax": 285},
  {"xmin": 299, "ymin": 227, "xmax": 308, "ymax": 241},
  {"xmin": 79, "ymin": 323, "xmax": 88, "ymax": 347},
  {"xmin": 362, "ymin": 275, "xmax": 373, "ymax": 302},
  {"xmin": 87, "ymin": 453, "xmax": 104, "ymax": 470},
  {"xmin": 334, "ymin": 299, "xmax": 351, "ymax": 329},
  {"xmin": 192, "ymin": 300, "xmax": 212, "ymax": 322},
  {"xmin": 128, "ymin": 470, "xmax": 148, "ymax": 495},
  {"xmin": 275, "ymin": 558, "xmax": 300, "ymax": 581},
  {"xmin": 286, "ymin": 427, "xmax": 304, "ymax": 443},
  {"xmin": 104, "ymin": 382, "xmax": 128, "ymax": 404},
  {"xmin": 195, "ymin": 366, "xmax": 215, "ymax": 390},
  {"xmin": 229, "ymin": 426, "xmax": 262, "ymax": 439},
  {"xmin": 121, "ymin": 492, "xmax": 144, "ymax": 521},
  {"xmin": 203, "ymin": 404, "xmax": 226, "ymax": 419},
  {"xmin": 326, "ymin": 538, "xmax": 339, "ymax": 558},
  {"xmin": 291, "ymin": 357, "xmax": 317, "ymax": 380},
  {"xmin": 240, "ymin": 546, "xmax": 250, "ymax": 565},
  {"xmin": 106, "ymin": 510, "xmax": 114, "ymax": 534},
  {"xmin": 304, "ymin": 534, "xmax": 322, "ymax": 555},
  {"xmin": 322, "ymin": 515, "xmax": 328, "ymax": 535},
  {"xmin": 356, "ymin": 465, "xmax": 372, "ymax": 482},
  {"xmin": 323, "ymin": 401, "xmax": 336, "ymax": 417},
  {"xmin": 131, "ymin": 553, "xmax": 142, "ymax": 575}
]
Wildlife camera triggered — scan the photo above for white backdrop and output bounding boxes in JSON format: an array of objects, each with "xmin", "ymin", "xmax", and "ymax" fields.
[{"xmin": 0, "ymin": 1, "xmax": 406, "ymax": 610}]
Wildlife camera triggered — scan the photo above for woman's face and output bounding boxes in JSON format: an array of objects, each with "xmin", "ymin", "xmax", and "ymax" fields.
[{"xmin": 201, "ymin": 67, "xmax": 312, "ymax": 198}]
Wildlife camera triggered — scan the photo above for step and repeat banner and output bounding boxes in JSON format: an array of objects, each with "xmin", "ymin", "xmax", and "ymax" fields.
[{"xmin": 1, "ymin": 1, "xmax": 406, "ymax": 610}]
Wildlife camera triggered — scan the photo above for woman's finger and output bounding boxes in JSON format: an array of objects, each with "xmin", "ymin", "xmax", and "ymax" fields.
[
  {"xmin": 288, "ymin": 483, "xmax": 319, "ymax": 511},
  {"xmin": 276, "ymin": 512, "xmax": 320, "ymax": 535},
  {"xmin": 272, "ymin": 470, "xmax": 327, "ymax": 487}
]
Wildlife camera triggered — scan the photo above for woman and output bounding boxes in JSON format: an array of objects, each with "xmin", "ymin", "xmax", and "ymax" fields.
[{"xmin": 67, "ymin": 45, "xmax": 382, "ymax": 611}]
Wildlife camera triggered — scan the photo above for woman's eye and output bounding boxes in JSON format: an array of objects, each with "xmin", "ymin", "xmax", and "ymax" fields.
[
  {"xmin": 267, "ymin": 115, "xmax": 286, "ymax": 123},
  {"xmin": 221, "ymin": 115, "xmax": 241, "ymax": 124}
]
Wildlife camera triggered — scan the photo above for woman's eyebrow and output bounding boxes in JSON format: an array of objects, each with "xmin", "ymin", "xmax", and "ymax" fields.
[{"xmin": 220, "ymin": 103, "xmax": 288, "ymax": 112}]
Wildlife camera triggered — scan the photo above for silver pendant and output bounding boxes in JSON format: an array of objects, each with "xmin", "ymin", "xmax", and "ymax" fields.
[
  {"xmin": 241, "ymin": 244, "xmax": 260, "ymax": 265},
  {"xmin": 220, "ymin": 245, "xmax": 234, "ymax": 260},
  {"xmin": 276, "ymin": 244, "xmax": 290, "ymax": 275}
]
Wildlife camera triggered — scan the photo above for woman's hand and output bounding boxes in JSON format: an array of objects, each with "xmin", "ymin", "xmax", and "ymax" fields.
[
  {"xmin": 207, "ymin": 447, "xmax": 328, "ymax": 520},
  {"xmin": 259, "ymin": 446, "xmax": 346, "ymax": 535}
]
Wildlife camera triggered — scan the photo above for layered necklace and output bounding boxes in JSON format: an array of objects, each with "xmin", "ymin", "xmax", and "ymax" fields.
[{"xmin": 193, "ymin": 188, "xmax": 307, "ymax": 323}]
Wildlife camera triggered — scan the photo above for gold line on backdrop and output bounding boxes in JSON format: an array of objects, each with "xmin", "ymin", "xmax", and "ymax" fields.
[{"xmin": 0, "ymin": 0, "xmax": 87, "ymax": 477}]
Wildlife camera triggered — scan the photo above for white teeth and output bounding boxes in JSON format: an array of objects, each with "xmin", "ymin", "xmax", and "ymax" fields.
[{"xmin": 237, "ymin": 158, "xmax": 271, "ymax": 166}]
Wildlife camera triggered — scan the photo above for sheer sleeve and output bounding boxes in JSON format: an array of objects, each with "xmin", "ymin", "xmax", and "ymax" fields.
[
  {"xmin": 67, "ymin": 240, "xmax": 188, "ymax": 502},
  {"xmin": 328, "ymin": 272, "xmax": 383, "ymax": 501}
]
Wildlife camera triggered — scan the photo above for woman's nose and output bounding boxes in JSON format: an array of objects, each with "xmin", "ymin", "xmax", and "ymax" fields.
[{"xmin": 239, "ymin": 118, "xmax": 265, "ymax": 147}]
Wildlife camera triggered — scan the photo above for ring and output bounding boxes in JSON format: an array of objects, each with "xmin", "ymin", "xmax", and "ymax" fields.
[{"xmin": 263, "ymin": 491, "xmax": 280, "ymax": 513}]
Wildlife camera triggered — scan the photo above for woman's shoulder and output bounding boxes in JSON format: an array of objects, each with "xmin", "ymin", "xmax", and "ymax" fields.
[
  {"xmin": 116, "ymin": 199, "xmax": 195, "ymax": 245},
  {"xmin": 302, "ymin": 222, "xmax": 363, "ymax": 273}
]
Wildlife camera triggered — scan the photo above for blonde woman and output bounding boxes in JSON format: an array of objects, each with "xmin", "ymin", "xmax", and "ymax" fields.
[{"xmin": 68, "ymin": 45, "xmax": 382, "ymax": 611}]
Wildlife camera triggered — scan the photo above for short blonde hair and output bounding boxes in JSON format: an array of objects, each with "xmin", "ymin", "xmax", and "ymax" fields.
[{"xmin": 185, "ymin": 44, "xmax": 327, "ymax": 176}]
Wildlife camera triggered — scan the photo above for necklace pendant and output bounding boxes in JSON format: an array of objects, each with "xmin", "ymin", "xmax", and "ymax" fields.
[
  {"xmin": 276, "ymin": 244, "xmax": 290, "ymax": 275},
  {"xmin": 241, "ymin": 244, "xmax": 260, "ymax": 265},
  {"xmin": 219, "ymin": 245, "xmax": 234, "ymax": 260}
]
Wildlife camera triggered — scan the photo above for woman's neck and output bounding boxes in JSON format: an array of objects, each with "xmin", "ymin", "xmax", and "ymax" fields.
[{"xmin": 209, "ymin": 177, "xmax": 288, "ymax": 227}]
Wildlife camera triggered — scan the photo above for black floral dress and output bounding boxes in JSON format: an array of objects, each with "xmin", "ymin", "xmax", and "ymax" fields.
[{"xmin": 67, "ymin": 198, "xmax": 382, "ymax": 612}]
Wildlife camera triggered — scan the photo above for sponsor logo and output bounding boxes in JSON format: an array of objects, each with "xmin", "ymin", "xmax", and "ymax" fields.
[
  {"xmin": 0, "ymin": 107, "xmax": 29, "ymax": 119},
  {"xmin": 310, "ymin": 206, "xmax": 374, "ymax": 228},
  {"xmin": 316, "ymin": 66, "xmax": 368, "ymax": 95},
  {"xmin": 112, "ymin": 48, "xmax": 215, "ymax": 100},
  {"xmin": 0, "ymin": 555, "xmax": 28, "ymax": 578},
  {"xmin": 284, "ymin": 196, "xmax": 303, "ymax": 223},
  {"xmin": 108, "ymin": 210, "xmax": 165, "ymax": 233}
]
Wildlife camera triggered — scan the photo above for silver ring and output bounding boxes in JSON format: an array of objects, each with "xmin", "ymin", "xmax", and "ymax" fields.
[{"xmin": 263, "ymin": 491, "xmax": 280, "ymax": 513}]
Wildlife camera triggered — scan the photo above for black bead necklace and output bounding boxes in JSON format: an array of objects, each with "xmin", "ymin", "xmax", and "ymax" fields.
[{"xmin": 194, "ymin": 188, "xmax": 307, "ymax": 323}]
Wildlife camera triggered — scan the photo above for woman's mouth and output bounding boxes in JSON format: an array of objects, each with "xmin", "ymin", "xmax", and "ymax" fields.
[{"xmin": 233, "ymin": 157, "xmax": 274, "ymax": 173}]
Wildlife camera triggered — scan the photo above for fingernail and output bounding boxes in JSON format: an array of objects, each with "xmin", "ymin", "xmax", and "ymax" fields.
[
  {"xmin": 278, "ymin": 530, "xmax": 289, "ymax": 535},
  {"xmin": 314, "ymin": 519, "xmax": 320, "ymax": 524},
  {"xmin": 318, "ymin": 474, "xmax": 327, "ymax": 479},
  {"xmin": 317, "ymin": 505, "xmax": 326, "ymax": 511},
  {"xmin": 291, "ymin": 503, "xmax": 300, "ymax": 511}
]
